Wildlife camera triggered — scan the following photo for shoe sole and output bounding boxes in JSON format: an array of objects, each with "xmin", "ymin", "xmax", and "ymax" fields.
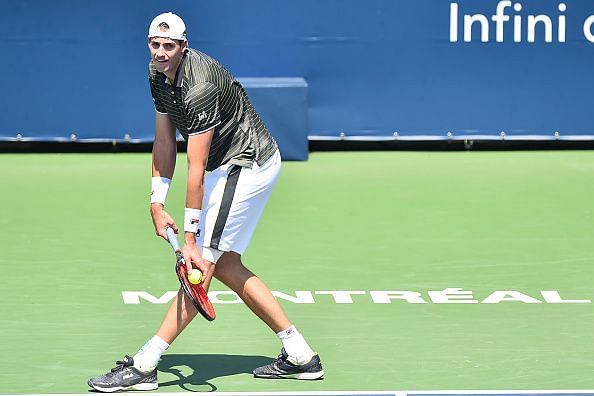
[
  {"xmin": 88, "ymin": 382, "xmax": 158, "ymax": 392},
  {"xmin": 254, "ymin": 369, "xmax": 324, "ymax": 380}
]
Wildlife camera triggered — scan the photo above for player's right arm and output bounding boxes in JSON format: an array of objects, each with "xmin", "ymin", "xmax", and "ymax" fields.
[{"xmin": 150, "ymin": 112, "xmax": 179, "ymax": 240}]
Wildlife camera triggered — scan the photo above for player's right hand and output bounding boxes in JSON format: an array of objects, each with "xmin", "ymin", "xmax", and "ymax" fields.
[{"xmin": 150, "ymin": 203, "xmax": 179, "ymax": 240}]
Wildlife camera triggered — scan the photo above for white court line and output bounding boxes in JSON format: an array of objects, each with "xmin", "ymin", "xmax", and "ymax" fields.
[
  {"xmin": 409, "ymin": 392, "xmax": 594, "ymax": 395},
  {"xmin": 2, "ymin": 391, "xmax": 594, "ymax": 396},
  {"xmin": 0, "ymin": 393, "xmax": 404, "ymax": 396}
]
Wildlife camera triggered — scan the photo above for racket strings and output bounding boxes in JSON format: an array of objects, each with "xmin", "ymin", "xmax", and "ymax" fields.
[{"xmin": 175, "ymin": 261, "xmax": 216, "ymax": 321}]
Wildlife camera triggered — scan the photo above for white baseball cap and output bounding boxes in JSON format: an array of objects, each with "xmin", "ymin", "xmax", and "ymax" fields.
[{"xmin": 148, "ymin": 12, "xmax": 187, "ymax": 41}]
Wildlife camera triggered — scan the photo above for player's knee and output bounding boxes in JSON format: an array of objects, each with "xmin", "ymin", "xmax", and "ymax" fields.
[{"xmin": 214, "ymin": 252, "xmax": 250, "ymax": 283}]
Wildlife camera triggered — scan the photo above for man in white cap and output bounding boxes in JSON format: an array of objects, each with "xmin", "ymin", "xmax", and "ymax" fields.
[{"xmin": 87, "ymin": 12, "xmax": 323, "ymax": 392}]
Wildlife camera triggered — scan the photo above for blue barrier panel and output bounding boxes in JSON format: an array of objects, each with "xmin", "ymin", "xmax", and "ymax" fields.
[
  {"xmin": 240, "ymin": 78, "xmax": 308, "ymax": 161},
  {"xmin": 1, "ymin": 0, "xmax": 594, "ymax": 144}
]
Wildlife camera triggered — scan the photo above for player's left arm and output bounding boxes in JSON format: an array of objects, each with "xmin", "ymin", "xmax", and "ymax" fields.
[
  {"xmin": 183, "ymin": 129, "xmax": 214, "ymax": 275},
  {"xmin": 185, "ymin": 129, "xmax": 212, "ymax": 211},
  {"xmin": 182, "ymin": 82, "xmax": 221, "ymax": 275}
]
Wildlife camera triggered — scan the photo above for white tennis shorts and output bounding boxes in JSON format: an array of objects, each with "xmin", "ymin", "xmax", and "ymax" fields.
[{"xmin": 196, "ymin": 149, "xmax": 281, "ymax": 263}]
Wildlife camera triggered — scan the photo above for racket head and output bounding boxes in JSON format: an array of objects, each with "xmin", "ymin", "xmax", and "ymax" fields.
[{"xmin": 175, "ymin": 252, "xmax": 216, "ymax": 321}]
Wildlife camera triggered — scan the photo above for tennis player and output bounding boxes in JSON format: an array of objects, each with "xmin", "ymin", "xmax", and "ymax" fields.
[{"xmin": 87, "ymin": 12, "xmax": 323, "ymax": 392}]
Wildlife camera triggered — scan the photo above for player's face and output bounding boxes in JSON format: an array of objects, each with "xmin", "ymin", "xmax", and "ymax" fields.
[{"xmin": 148, "ymin": 37, "xmax": 187, "ymax": 77}]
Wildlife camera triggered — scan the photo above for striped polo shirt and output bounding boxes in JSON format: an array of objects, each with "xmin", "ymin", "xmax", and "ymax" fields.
[{"xmin": 149, "ymin": 48, "xmax": 278, "ymax": 171}]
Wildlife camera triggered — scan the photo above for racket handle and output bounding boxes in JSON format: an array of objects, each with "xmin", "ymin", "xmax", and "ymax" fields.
[{"xmin": 165, "ymin": 226, "xmax": 180, "ymax": 252}]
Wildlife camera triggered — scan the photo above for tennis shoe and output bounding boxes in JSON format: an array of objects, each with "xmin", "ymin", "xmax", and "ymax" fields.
[
  {"xmin": 253, "ymin": 348, "xmax": 324, "ymax": 380},
  {"xmin": 87, "ymin": 355, "xmax": 158, "ymax": 392}
]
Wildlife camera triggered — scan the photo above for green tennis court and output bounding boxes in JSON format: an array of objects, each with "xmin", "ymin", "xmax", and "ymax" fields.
[{"xmin": 1, "ymin": 151, "xmax": 594, "ymax": 394}]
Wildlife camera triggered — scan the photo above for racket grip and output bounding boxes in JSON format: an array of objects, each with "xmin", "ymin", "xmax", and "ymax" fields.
[{"xmin": 165, "ymin": 226, "xmax": 180, "ymax": 252}]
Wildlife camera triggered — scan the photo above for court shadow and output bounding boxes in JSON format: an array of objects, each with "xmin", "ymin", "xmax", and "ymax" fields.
[{"xmin": 158, "ymin": 353, "xmax": 274, "ymax": 392}]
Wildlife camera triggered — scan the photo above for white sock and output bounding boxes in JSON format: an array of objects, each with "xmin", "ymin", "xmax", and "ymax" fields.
[
  {"xmin": 133, "ymin": 335, "xmax": 169, "ymax": 372},
  {"xmin": 277, "ymin": 325, "xmax": 315, "ymax": 364}
]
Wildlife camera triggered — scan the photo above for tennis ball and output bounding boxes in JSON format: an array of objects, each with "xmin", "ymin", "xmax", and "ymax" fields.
[{"xmin": 188, "ymin": 269, "xmax": 202, "ymax": 284}]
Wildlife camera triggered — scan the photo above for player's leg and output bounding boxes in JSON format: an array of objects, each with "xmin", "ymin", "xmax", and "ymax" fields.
[
  {"xmin": 214, "ymin": 251, "xmax": 290, "ymax": 332},
  {"xmin": 214, "ymin": 252, "xmax": 324, "ymax": 380},
  {"xmin": 155, "ymin": 259, "xmax": 216, "ymax": 344},
  {"xmin": 201, "ymin": 150, "xmax": 322, "ymax": 379},
  {"xmin": 87, "ymin": 261, "xmax": 216, "ymax": 392},
  {"xmin": 87, "ymin": 156, "xmax": 230, "ymax": 392},
  {"xmin": 86, "ymin": 291, "xmax": 189, "ymax": 393},
  {"xmin": 132, "ymin": 259, "xmax": 215, "ymax": 367}
]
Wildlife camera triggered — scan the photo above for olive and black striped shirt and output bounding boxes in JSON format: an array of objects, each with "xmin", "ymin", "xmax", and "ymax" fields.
[{"xmin": 149, "ymin": 48, "xmax": 278, "ymax": 171}]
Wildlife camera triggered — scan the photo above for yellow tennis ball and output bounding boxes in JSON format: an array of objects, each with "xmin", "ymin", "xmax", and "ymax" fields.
[{"xmin": 188, "ymin": 269, "xmax": 202, "ymax": 284}]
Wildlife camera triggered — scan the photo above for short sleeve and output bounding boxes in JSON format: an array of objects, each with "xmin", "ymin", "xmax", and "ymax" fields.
[
  {"xmin": 149, "ymin": 78, "xmax": 168, "ymax": 114},
  {"xmin": 184, "ymin": 82, "xmax": 221, "ymax": 135}
]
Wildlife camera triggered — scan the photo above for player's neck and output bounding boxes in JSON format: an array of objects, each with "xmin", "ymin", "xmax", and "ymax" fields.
[{"xmin": 164, "ymin": 59, "xmax": 182, "ymax": 82}]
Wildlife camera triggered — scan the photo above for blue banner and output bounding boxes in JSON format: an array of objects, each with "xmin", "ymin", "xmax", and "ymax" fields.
[{"xmin": 1, "ymin": 0, "xmax": 593, "ymax": 143}]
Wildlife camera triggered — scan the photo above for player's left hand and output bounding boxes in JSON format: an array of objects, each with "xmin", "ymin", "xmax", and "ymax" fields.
[{"xmin": 182, "ymin": 240, "xmax": 213, "ymax": 286}]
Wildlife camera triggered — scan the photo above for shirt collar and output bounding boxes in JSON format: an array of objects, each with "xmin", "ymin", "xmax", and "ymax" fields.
[{"xmin": 172, "ymin": 49, "xmax": 189, "ymax": 88}]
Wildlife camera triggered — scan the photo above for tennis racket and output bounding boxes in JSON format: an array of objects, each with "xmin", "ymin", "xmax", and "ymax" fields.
[{"xmin": 165, "ymin": 227, "xmax": 216, "ymax": 321}]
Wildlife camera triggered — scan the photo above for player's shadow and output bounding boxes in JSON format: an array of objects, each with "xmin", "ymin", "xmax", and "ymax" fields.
[{"xmin": 158, "ymin": 353, "xmax": 274, "ymax": 392}]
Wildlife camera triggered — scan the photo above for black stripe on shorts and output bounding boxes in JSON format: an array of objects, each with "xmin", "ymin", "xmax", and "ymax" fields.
[{"xmin": 210, "ymin": 165, "xmax": 242, "ymax": 250}]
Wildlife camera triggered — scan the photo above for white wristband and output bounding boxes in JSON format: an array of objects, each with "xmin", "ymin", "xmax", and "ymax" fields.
[
  {"xmin": 184, "ymin": 207, "xmax": 203, "ymax": 235},
  {"xmin": 150, "ymin": 177, "xmax": 171, "ymax": 204}
]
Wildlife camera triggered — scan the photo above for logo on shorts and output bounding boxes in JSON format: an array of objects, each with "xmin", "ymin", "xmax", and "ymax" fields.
[{"xmin": 198, "ymin": 111, "xmax": 207, "ymax": 121}]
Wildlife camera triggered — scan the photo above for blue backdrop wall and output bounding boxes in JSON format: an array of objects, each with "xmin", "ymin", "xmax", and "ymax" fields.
[{"xmin": 1, "ymin": 0, "xmax": 594, "ymax": 142}]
